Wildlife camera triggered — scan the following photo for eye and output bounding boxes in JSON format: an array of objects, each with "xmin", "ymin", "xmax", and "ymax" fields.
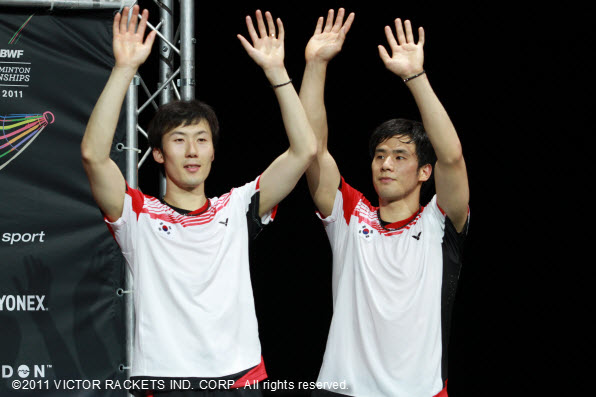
[
  {"xmin": 396, "ymin": 156, "xmax": 405, "ymax": 160},
  {"xmin": 376, "ymin": 155, "xmax": 385, "ymax": 160}
]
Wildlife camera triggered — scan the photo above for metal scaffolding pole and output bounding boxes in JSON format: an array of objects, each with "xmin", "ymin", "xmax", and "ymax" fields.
[
  {"xmin": 179, "ymin": 0, "xmax": 195, "ymax": 101},
  {"xmin": 122, "ymin": 73, "xmax": 140, "ymax": 381},
  {"xmin": 158, "ymin": 0, "xmax": 174, "ymax": 197}
]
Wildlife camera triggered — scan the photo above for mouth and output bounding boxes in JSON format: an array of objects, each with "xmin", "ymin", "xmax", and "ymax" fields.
[
  {"xmin": 184, "ymin": 164, "xmax": 201, "ymax": 172},
  {"xmin": 379, "ymin": 177, "xmax": 395, "ymax": 184}
]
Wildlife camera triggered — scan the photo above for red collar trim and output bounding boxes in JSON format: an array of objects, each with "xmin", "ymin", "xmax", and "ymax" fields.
[
  {"xmin": 187, "ymin": 199, "xmax": 210, "ymax": 216},
  {"xmin": 161, "ymin": 197, "xmax": 210, "ymax": 216},
  {"xmin": 380, "ymin": 207, "xmax": 421, "ymax": 230}
]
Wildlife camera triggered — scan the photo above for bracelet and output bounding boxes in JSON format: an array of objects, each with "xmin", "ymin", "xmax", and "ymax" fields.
[
  {"xmin": 403, "ymin": 70, "xmax": 425, "ymax": 83},
  {"xmin": 271, "ymin": 78, "xmax": 292, "ymax": 89}
]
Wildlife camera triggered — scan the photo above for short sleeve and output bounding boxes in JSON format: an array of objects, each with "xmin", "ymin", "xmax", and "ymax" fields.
[
  {"xmin": 104, "ymin": 184, "xmax": 144, "ymax": 257},
  {"xmin": 316, "ymin": 177, "xmax": 366, "ymax": 226},
  {"xmin": 233, "ymin": 175, "xmax": 278, "ymax": 240},
  {"xmin": 427, "ymin": 195, "xmax": 470, "ymax": 238}
]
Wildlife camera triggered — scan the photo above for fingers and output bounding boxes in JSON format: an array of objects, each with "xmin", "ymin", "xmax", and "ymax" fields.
[
  {"xmin": 256, "ymin": 10, "xmax": 268, "ymax": 38},
  {"xmin": 114, "ymin": 5, "xmax": 151, "ymax": 37},
  {"xmin": 393, "ymin": 18, "xmax": 423, "ymax": 46},
  {"xmin": 418, "ymin": 26, "xmax": 425, "ymax": 46},
  {"xmin": 136, "ymin": 8, "xmax": 149, "ymax": 38},
  {"xmin": 265, "ymin": 11, "xmax": 276, "ymax": 38},
  {"xmin": 343, "ymin": 12, "xmax": 355, "ymax": 35},
  {"xmin": 245, "ymin": 15, "xmax": 259, "ymax": 43},
  {"xmin": 244, "ymin": 10, "xmax": 281, "ymax": 43},
  {"xmin": 332, "ymin": 8, "xmax": 344, "ymax": 32},
  {"xmin": 384, "ymin": 25, "xmax": 399, "ymax": 51},
  {"xmin": 394, "ymin": 18, "xmax": 406, "ymax": 45},
  {"xmin": 113, "ymin": 11, "xmax": 121, "ymax": 37},
  {"xmin": 314, "ymin": 16, "xmax": 324, "ymax": 35},
  {"xmin": 324, "ymin": 9, "xmax": 334, "ymax": 33},
  {"xmin": 404, "ymin": 20, "xmax": 414, "ymax": 43},
  {"xmin": 378, "ymin": 45, "xmax": 391, "ymax": 63},
  {"xmin": 277, "ymin": 18, "xmax": 285, "ymax": 42},
  {"xmin": 237, "ymin": 34, "xmax": 254, "ymax": 54},
  {"xmin": 145, "ymin": 28, "xmax": 157, "ymax": 49},
  {"xmin": 119, "ymin": 6, "xmax": 129, "ymax": 34},
  {"xmin": 129, "ymin": 5, "xmax": 139, "ymax": 33},
  {"xmin": 320, "ymin": 9, "xmax": 355, "ymax": 36}
]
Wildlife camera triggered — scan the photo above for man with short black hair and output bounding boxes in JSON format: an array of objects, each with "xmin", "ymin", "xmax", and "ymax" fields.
[
  {"xmin": 81, "ymin": 6, "xmax": 316, "ymax": 396},
  {"xmin": 300, "ymin": 9, "xmax": 469, "ymax": 397}
]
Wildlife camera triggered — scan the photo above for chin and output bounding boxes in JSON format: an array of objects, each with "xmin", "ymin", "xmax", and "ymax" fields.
[{"xmin": 377, "ymin": 188, "xmax": 404, "ymax": 203}]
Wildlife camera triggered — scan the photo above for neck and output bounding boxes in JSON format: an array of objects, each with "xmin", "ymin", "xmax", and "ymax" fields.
[
  {"xmin": 378, "ymin": 192, "xmax": 421, "ymax": 223},
  {"xmin": 163, "ymin": 181, "xmax": 207, "ymax": 211}
]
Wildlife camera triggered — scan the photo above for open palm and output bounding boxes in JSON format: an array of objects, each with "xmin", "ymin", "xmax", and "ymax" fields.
[
  {"xmin": 305, "ymin": 8, "xmax": 355, "ymax": 63},
  {"xmin": 237, "ymin": 10, "xmax": 285, "ymax": 72},
  {"xmin": 113, "ymin": 6, "xmax": 156, "ymax": 69},
  {"xmin": 378, "ymin": 18, "xmax": 424, "ymax": 79}
]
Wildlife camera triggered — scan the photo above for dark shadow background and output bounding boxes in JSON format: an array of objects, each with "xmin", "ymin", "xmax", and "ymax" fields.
[
  {"xmin": 1, "ymin": 1, "xmax": 591, "ymax": 396},
  {"xmin": 126, "ymin": 1, "xmax": 592, "ymax": 396}
]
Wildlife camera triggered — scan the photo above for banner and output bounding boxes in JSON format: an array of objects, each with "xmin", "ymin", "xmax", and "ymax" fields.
[{"xmin": 0, "ymin": 8, "xmax": 127, "ymax": 396}]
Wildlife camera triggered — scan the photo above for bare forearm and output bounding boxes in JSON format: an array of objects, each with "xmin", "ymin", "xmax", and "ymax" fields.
[
  {"xmin": 81, "ymin": 66, "xmax": 137, "ymax": 163},
  {"xmin": 299, "ymin": 61, "xmax": 329, "ymax": 150},
  {"xmin": 266, "ymin": 67, "xmax": 317, "ymax": 158},
  {"xmin": 300, "ymin": 61, "xmax": 340, "ymax": 216},
  {"xmin": 406, "ymin": 74, "xmax": 463, "ymax": 164}
]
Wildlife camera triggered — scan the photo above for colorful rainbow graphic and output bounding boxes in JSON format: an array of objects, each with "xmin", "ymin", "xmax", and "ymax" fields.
[
  {"xmin": 0, "ymin": 112, "xmax": 54, "ymax": 171},
  {"xmin": 8, "ymin": 14, "xmax": 35, "ymax": 45}
]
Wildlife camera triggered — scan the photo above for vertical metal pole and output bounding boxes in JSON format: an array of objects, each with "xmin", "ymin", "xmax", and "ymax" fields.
[
  {"xmin": 159, "ymin": 0, "xmax": 174, "ymax": 105},
  {"xmin": 123, "ymin": 75, "xmax": 139, "ymax": 381},
  {"xmin": 158, "ymin": 0, "xmax": 174, "ymax": 197},
  {"xmin": 179, "ymin": 0, "xmax": 195, "ymax": 100}
]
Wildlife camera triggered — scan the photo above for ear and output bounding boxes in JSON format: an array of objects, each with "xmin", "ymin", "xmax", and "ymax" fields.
[
  {"xmin": 152, "ymin": 147, "xmax": 165, "ymax": 164},
  {"xmin": 418, "ymin": 163, "xmax": 432, "ymax": 182}
]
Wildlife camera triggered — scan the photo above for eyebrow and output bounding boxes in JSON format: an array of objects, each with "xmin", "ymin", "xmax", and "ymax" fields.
[
  {"xmin": 169, "ymin": 130, "xmax": 208, "ymax": 137},
  {"xmin": 375, "ymin": 148, "xmax": 410, "ymax": 155}
]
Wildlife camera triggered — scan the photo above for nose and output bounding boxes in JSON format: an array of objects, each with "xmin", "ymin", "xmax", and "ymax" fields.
[
  {"xmin": 186, "ymin": 140, "xmax": 198, "ymax": 157},
  {"xmin": 381, "ymin": 156, "xmax": 394, "ymax": 171}
]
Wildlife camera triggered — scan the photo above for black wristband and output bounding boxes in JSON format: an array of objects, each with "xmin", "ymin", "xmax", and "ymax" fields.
[
  {"xmin": 403, "ymin": 70, "xmax": 425, "ymax": 83},
  {"xmin": 271, "ymin": 79, "xmax": 292, "ymax": 89}
]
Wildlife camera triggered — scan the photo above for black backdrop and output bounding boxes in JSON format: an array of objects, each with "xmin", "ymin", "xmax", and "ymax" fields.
[{"xmin": 1, "ymin": 0, "xmax": 592, "ymax": 396}]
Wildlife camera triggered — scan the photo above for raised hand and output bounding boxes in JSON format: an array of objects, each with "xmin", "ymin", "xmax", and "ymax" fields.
[
  {"xmin": 305, "ymin": 8, "xmax": 355, "ymax": 64},
  {"xmin": 237, "ymin": 10, "xmax": 285, "ymax": 73},
  {"xmin": 378, "ymin": 19, "xmax": 424, "ymax": 79},
  {"xmin": 113, "ymin": 5, "xmax": 157, "ymax": 69}
]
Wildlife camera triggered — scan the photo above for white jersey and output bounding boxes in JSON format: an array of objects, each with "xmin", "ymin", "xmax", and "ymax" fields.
[
  {"xmin": 316, "ymin": 178, "xmax": 467, "ymax": 397},
  {"xmin": 105, "ymin": 176, "xmax": 274, "ymax": 385}
]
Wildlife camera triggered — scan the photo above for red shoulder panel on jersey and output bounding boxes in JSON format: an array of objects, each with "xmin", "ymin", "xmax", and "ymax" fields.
[
  {"xmin": 125, "ymin": 183, "xmax": 146, "ymax": 220},
  {"xmin": 340, "ymin": 177, "xmax": 374, "ymax": 225}
]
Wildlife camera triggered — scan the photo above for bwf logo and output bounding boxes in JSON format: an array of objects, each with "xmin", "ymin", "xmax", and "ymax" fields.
[
  {"xmin": 0, "ymin": 295, "xmax": 47, "ymax": 311},
  {"xmin": 0, "ymin": 49, "xmax": 24, "ymax": 58},
  {"xmin": 2, "ymin": 365, "xmax": 49, "ymax": 378}
]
